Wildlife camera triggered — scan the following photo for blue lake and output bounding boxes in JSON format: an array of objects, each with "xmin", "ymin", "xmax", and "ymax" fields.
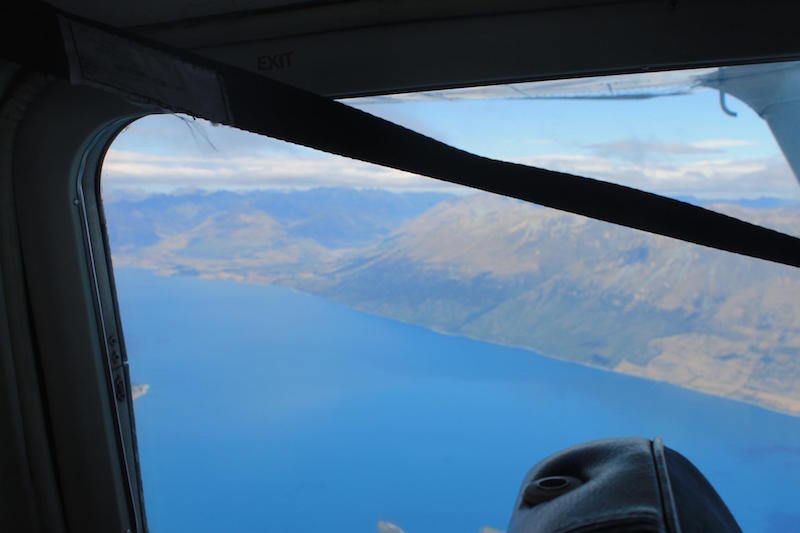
[{"xmin": 116, "ymin": 267, "xmax": 800, "ymax": 532}]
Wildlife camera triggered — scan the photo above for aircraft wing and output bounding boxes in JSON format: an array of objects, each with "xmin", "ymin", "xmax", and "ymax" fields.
[{"xmin": 351, "ymin": 67, "xmax": 718, "ymax": 104}]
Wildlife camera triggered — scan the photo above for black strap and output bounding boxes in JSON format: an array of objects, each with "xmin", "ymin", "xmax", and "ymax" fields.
[{"xmin": 4, "ymin": 4, "xmax": 800, "ymax": 268}]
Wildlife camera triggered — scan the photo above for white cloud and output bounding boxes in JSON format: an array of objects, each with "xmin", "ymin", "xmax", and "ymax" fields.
[
  {"xmin": 582, "ymin": 138, "xmax": 755, "ymax": 164},
  {"xmin": 691, "ymin": 138, "xmax": 753, "ymax": 150},
  {"xmin": 512, "ymin": 153, "xmax": 799, "ymax": 200},
  {"xmin": 103, "ymin": 148, "xmax": 468, "ymax": 193},
  {"xmin": 103, "ymin": 123, "xmax": 800, "ymax": 200},
  {"xmin": 103, "ymin": 146, "xmax": 800, "ymax": 200}
]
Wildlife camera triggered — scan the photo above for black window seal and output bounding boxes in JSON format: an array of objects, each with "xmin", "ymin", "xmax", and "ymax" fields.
[{"xmin": 76, "ymin": 115, "xmax": 149, "ymax": 533}]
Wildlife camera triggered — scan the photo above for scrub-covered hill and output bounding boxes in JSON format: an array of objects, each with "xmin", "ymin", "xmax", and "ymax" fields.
[{"xmin": 106, "ymin": 188, "xmax": 800, "ymax": 414}]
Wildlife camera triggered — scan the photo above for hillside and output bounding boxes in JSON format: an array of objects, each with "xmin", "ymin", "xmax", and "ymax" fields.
[{"xmin": 105, "ymin": 188, "xmax": 800, "ymax": 414}]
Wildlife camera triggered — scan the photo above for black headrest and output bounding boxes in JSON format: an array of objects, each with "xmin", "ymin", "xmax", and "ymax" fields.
[{"xmin": 509, "ymin": 437, "xmax": 741, "ymax": 533}]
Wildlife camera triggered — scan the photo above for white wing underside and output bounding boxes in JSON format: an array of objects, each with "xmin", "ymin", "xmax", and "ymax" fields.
[{"xmin": 350, "ymin": 68, "xmax": 718, "ymax": 104}]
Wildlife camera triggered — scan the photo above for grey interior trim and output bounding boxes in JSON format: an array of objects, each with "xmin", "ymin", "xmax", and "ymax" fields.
[
  {"xmin": 0, "ymin": 68, "xmax": 67, "ymax": 533},
  {"xmin": 129, "ymin": 1, "xmax": 800, "ymax": 98},
  {"xmin": 0, "ymin": 66, "xmax": 45, "ymax": 533},
  {"xmin": 48, "ymin": 0, "xmax": 618, "ymax": 32},
  {"xmin": 10, "ymin": 77, "xmax": 145, "ymax": 533}
]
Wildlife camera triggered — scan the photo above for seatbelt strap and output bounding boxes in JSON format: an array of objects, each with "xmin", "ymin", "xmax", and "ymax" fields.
[{"xmin": 4, "ymin": 4, "xmax": 800, "ymax": 268}]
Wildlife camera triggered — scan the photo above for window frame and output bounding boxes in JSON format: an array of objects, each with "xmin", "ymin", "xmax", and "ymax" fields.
[{"xmin": 4, "ymin": 73, "xmax": 149, "ymax": 532}]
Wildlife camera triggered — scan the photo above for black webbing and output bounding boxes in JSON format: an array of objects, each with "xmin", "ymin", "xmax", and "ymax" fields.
[{"xmin": 4, "ymin": 3, "xmax": 800, "ymax": 268}]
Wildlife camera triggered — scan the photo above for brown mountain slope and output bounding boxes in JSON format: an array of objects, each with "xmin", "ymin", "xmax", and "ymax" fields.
[
  {"xmin": 305, "ymin": 195, "xmax": 800, "ymax": 414},
  {"xmin": 108, "ymin": 191, "xmax": 800, "ymax": 414}
]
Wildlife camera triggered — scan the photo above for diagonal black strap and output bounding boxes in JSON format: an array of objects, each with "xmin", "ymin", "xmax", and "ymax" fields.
[{"xmin": 4, "ymin": 4, "xmax": 800, "ymax": 268}]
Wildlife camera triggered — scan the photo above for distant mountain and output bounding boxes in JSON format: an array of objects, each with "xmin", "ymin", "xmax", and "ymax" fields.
[
  {"xmin": 106, "ymin": 188, "xmax": 800, "ymax": 415},
  {"xmin": 105, "ymin": 187, "xmax": 452, "ymax": 250},
  {"xmin": 105, "ymin": 188, "xmax": 452, "ymax": 283},
  {"xmin": 674, "ymin": 195, "xmax": 800, "ymax": 210}
]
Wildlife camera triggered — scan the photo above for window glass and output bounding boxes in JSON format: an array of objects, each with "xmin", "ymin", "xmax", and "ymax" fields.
[
  {"xmin": 350, "ymin": 61, "xmax": 800, "ymax": 236},
  {"xmin": 104, "ymin": 64, "xmax": 800, "ymax": 533}
]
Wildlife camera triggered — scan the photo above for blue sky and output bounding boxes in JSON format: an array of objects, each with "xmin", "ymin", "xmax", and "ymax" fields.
[{"xmin": 103, "ymin": 70, "xmax": 800, "ymax": 201}]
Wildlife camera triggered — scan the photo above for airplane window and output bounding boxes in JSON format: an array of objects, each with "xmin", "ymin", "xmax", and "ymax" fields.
[
  {"xmin": 351, "ymin": 60, "xmax": 800, "ymax": 237},
  {"xmin": 102, "ymin": 65, "xmax": 800, "ymax": 532}
]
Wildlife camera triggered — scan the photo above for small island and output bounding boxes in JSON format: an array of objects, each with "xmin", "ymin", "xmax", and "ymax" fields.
[{"xmin": 131, "ymin": 383, "xmax": 149, "ymax": 400}]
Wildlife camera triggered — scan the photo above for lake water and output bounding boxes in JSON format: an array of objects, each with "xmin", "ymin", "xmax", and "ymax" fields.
[{"xmin": 116, "ymin": 268, "xmax": 800, "ymax": 532}]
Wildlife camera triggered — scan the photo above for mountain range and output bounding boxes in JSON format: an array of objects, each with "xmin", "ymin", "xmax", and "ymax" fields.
[{"xmin": 105, "ymin": 188, "xmax": 800, "ymax": 415}]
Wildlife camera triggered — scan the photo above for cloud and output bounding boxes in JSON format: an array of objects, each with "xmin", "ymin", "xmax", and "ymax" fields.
[
  {"xmin": 103, "ymin": 147, "xmax": 799, "ymax": 200},
  {"xmin": 104, "ymin": 115, "xmax": 798, "ymax": 200},
  {"xmin": 691, "ymin": 139, "xmax": 753, "ymax": 150},
  {"xmin": 103, "ymin": 149, "xmax": 468, "ymax": 193},
  {"xmin": 583, "ymin": 138, "xmax": 752, "ymax": 164},
  {"xmin": 512, "ymin": 153, "xmax": 799, "ymax": 200}
]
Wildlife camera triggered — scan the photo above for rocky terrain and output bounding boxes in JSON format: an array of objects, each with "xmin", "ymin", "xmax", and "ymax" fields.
[{"xmin": 105, "ymin": 188, "xmax": 800, "ymax": 414}]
